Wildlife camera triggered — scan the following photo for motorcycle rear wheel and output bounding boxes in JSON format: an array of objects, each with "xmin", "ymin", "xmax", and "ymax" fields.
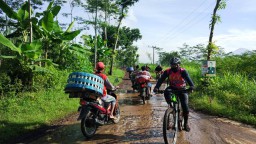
[{"xmin": 81, "ymin": 110, "xmax": 97, "ymax": 138}]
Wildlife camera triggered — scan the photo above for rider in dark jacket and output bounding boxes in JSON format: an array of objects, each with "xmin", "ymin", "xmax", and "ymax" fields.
[
  {"xmin": 153, "ymin": 57, "xmax": 194, "ymax": 132},
  {"xmin": 154, "ymin": 64, "xmax": 163, "ymax": 72}
]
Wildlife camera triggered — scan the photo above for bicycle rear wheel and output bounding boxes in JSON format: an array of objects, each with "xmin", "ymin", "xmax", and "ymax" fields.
[{"xmin": 163, "ymin": 107, "xmax": 178, "ymax": 144}]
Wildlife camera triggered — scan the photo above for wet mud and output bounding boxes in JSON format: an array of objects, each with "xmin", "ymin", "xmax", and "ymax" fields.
[{"xmin": 25, "ymin": 73, "xmax": 256, "ymax": 144}]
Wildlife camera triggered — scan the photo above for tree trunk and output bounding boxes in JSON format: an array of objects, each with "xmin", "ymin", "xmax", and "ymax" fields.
[
  {"xmin": 109, "ymin": 6, "xmax": 125, "ymax": 75},
  {"xmin": 104, "ymin": 0, "xmax": 108, "ymax": 47},
  {"xmin": 94, "ymin": 0, "xmax": 98, "ymax": 68},
  {"xmin": 207, "ymin": 0, "xmax": 221, "ymax": 60}
]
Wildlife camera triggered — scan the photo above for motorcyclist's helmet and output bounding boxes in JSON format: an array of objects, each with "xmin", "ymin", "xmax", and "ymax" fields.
[
  {"xmin": 135, "ymin": 65, "xmax": 139, "ymax": 70},
  {"xmin": 170, "ymin": 57, "xmax": 181, "ymax": 65},
  {"xmin": 96, "ymin": 62, "xmax": 105, "ymax": 70},
  {"xmin": 141, "ymin": 66, "xmax": 146, "ymax": 71}
]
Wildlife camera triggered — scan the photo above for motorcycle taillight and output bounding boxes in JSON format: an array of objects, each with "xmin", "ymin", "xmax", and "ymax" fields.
[{"xmin": 80, "ymin": 99, "xmax": 87, "ymax": 105}]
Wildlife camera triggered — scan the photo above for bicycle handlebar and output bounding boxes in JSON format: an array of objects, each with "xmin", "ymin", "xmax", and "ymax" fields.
[{"xmin": 154, "ymin": 88, "xmax": 192, "ymax": 94}]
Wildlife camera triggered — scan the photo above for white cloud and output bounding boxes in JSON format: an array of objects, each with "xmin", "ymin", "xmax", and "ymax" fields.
[
  {"xmin": 214, "ymin": 29, "xmax": 256, "ymax": 52},
  {"xmin": 123, "ymin": 9, "xmax": 138, "ymax": 27},
  {"xmin": 122, "ymin": 0, "xmax": 256, "ymax": 63}
]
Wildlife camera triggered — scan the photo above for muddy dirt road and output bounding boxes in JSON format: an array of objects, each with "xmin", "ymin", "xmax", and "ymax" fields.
[{"xmin": 25, "ymin": 73, "xmax": 256, "ymax": 144}]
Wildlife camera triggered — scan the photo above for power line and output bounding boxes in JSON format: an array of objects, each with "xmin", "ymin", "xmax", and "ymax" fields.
[
  {"xmin": 163, "ymin": 1, "xmax": 215, "ymax": 41},
  {"xmin": 155, "ymin": 0, "xmax": 215, "ymax": 45},
  {"xmin": 152, "ymin": 0, "xmax": 210, "ymax": 45}
]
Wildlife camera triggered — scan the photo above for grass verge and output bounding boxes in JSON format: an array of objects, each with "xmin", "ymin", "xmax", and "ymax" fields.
[{"xmin": 0, "ymin": 68, "xmax": 125, "ymax": 143}]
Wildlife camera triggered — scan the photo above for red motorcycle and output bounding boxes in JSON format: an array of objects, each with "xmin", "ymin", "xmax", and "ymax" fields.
[
  {"xmin": 65, "ymin": 72, "xmax": 121, "ymax": 138},
  {"xmin": 135, "ymin": 77, "xmax": 151, "ymax": 104},
  {"xmin": 75, "ymin": 90, "xmax": 120, "ymax": 138}
]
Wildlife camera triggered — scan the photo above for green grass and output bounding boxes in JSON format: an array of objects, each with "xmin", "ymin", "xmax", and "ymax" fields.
[
  {"xmin": 141, "ymin": 62, "xmax": 256, "ymax": 128},
  {"xmin": 106, "ymin": 67, "xmax": 125, "ymax": 86},
  {"xmin": 0, "ymin": 68, "xmax": 125, "ymax": 143},
  {"xmin": 189, "ymin": 64, "xmax": 256, "ymax": 128}
]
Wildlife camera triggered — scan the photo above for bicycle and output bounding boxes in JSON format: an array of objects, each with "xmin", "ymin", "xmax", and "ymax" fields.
[{"xmin": 156, "ymin": 89, "xmax": 191, "ymax": 144}]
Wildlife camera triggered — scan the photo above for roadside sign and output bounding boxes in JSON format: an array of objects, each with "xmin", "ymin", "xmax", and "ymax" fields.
[{"xmin": 202, "ymin": 60, "xmax": 216, "ymax": 77}]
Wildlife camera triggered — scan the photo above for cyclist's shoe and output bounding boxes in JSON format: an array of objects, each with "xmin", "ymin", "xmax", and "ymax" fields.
[{"xmin": 184, "ymin": 124, "xmax": 190, "ymax": 132}]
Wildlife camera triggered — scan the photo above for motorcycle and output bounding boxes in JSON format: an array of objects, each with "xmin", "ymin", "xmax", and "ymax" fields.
[
  {"xmin": 135, "ymin": 77, "xmax": 151, "ymax": 104},
  {"xmin": 75, "ymin": 90, "xmax": 121, "ymax": 138},
  {"xmin": 65, "ymin": 72, "xmax": 121, "ymax": 138}
]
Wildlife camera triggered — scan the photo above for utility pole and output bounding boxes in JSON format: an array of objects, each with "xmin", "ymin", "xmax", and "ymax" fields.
[{"xmin": 148, "ymin": 46, "xmax": 162, "ymax": 64}]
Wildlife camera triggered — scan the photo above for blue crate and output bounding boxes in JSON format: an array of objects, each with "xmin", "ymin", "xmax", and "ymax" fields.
[{"xmin": 64, "ymin": 72, "xmax": 104, "ymax": 97}]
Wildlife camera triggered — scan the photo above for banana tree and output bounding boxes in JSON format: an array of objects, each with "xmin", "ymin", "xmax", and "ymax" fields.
[
  {"xmin": 0, "ymin": 0, "xmax": 48, "ymax": 71},
  {"xmin": 0, "ymin": 1, "xmax": 83, "ymax": 87},
  {"xmin": 82, "ymin": 35, "xmax": 112, "ymax": 63}
]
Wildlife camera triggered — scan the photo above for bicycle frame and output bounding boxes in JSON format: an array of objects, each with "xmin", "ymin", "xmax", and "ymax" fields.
[{"xmin": 163, "ymin": 89, "xmax": 189, "ymax": 144}]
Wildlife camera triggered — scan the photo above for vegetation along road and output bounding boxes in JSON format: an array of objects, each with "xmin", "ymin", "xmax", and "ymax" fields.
[{"xmin": 21, "ymin": 73, "xmax": 256, "ymax": 144}]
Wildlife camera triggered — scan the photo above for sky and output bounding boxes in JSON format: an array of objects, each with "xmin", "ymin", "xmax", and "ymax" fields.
[
  {"xmin": 121, "ymin": 0, "xmax": 256, "ymax": 63},
  {"xmin": 51, "ymin": 0, "xmax": 256, "ymax": 64}
]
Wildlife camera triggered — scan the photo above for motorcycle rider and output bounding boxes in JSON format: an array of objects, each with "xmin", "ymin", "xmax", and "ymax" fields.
[
  {"xmin": 136, "ymin": 66, "xmax": 152, "ymax": 96},
  {"xmin": 131, "ymin": 65, "xmax": 140, "ymax": 91},
  {"xmin": 154, "ymin": 64, "xmax": 163, "ymax": 79},
  {"xmin": 95, "ymin": 62, "xmax": 117, "ymax": 119},
  {"xmin": 153, "ymin": 57, "xmax": 194, "ymax": 132}
]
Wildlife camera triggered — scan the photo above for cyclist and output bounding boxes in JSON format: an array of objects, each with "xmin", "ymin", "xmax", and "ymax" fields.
[
  {"xmin": 153, "ymin": 57, "xmax": 194, "ymax": 132},
  {"xmin": 95, "ymin": 62, "xmax": 117, "ymax": 119}
]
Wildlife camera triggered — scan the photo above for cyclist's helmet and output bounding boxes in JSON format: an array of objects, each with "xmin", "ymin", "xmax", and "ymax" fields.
[{"xmin": 170, "ymin": 57, "xmax": 181, "ymax": 65}]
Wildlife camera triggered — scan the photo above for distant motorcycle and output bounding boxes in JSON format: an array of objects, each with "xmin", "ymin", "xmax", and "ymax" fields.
[
  {"xmin": 135, "ymin": 77, "xmax": 151, "ymax": 104},
  {"xmin": 65, "ymin": 72, "xmax": 121, "ymax": 138}
]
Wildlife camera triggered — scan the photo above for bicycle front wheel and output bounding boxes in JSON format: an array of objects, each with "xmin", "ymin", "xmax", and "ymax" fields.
[{"xmin": 163, "ymin": 107, "xmax": 178, "ymax": 144}]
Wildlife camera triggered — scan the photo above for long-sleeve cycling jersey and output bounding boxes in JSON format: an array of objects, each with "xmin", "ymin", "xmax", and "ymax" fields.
[{"xmin": 154, "ymin": 68, "xmax": 194, "ymax": 89}]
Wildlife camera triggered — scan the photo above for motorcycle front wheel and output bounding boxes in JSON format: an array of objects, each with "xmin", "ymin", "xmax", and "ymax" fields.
[{"xmin": 81, "ymin": 110, "xmax": 97, "ymax": 138}]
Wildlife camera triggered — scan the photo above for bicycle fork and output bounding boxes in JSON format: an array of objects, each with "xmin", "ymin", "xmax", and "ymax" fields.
[{"xmin": 173, "ymin": 104, "xmax": 179, "ymax": 132}]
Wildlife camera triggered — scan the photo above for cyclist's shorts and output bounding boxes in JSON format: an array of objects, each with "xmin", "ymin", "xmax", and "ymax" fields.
[{"xmin": 147, "ymin": 82, "xmax": 152, "ymax": 87}]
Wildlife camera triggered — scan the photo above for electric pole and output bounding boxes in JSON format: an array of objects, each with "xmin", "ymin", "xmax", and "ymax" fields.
[{"xmin": 148, "ymin": 46, "xmax": 162, "ymax": 64}]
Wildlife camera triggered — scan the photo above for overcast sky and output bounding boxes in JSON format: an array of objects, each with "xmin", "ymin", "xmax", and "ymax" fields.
[{"xmin": 122, "ymin": 0, "xmax": 256, "ymax": 63}]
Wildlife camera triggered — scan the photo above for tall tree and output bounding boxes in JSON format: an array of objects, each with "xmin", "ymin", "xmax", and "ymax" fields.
[
  {"xmin": 207, "ymin": 0, "xmax": 226, "ymax": 60},
  {"xmin": 103, "ymin": 25, "xmax": 141, "ymax": 67},
  {"xmin": 158, "ymin": 51, "xmax": 180, "ymax": 66},
  {"xmin": 109, "ymin": 0, "xmax": 139, "ymax": 75}
]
